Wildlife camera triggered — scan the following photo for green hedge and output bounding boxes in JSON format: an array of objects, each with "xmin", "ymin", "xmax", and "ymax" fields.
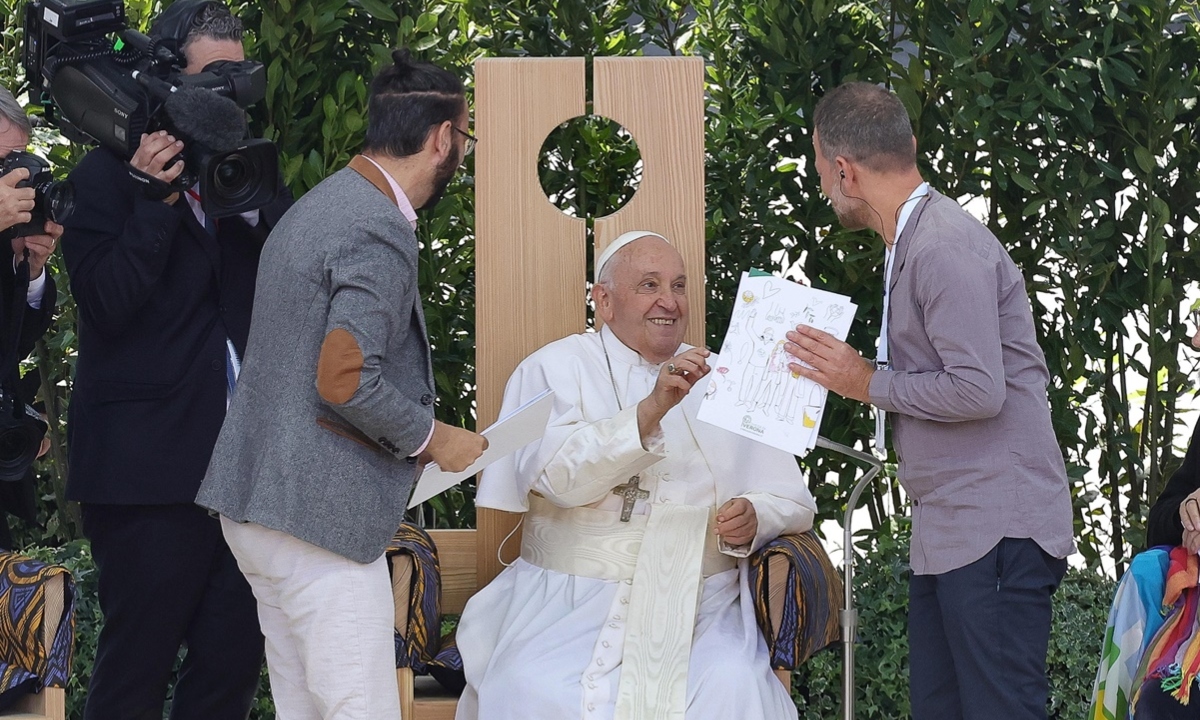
[
  {"xmin": 0, "ymin": 0, "xmax": 1186, "ymax": 715},
  {"xmin": 2, "ymin": 0, "xmax": 1198, "ymax": 570},
  {"xmin": 790, "ymin": 520, "xmax": 1113, "ymax": 719},
  {"xmin": 27, "ymin": 524, "xmax": 1112, "ymax": 720}
]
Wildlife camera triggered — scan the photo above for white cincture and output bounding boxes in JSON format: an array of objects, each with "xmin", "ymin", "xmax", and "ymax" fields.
[{"xmin": 520, "ymin": 496, "xmax": 730, "ymax": 720}]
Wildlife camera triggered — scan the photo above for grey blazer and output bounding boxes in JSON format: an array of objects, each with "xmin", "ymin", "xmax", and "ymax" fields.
[
  {"xmin": 867, "ymin": 189, "xmax": 1074, "ymax": 575},
  {"xmin": 196, "ymin": 158, "xmax": 435, "ymax": 563}
]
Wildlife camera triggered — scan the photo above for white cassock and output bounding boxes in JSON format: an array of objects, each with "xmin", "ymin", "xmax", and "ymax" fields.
[{"xmin": 455, "ymin": 325, "xmax": 817, "ymax": 720}]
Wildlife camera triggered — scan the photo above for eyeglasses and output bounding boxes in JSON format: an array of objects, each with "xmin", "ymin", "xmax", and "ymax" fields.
[{"xmin": 452, "ymin": 126, "xmax": 476, "ymax": 156}]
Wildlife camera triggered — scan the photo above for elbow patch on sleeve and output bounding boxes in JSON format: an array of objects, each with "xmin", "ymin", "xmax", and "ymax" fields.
[{"xmin": 316, "ymin": 328, "xmax": 363, "ymax": 404}]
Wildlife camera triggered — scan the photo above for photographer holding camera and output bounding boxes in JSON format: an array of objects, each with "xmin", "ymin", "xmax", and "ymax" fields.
[
  {"xmin": 0, "ymin": 87, "xmax": 59, "ymax": 549},
  {"xmin": 58, "ymin": 2, "xmax": 292, "ymax": 718},
  {"xmin": 0, "ymin": 89, "xmax": 58, "ymax": 348}
]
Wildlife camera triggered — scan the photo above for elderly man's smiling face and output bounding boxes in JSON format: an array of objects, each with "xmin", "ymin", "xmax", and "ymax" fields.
[{"xmin": 594, "ymin": 236, "xmax": 688, "ymax": 364}]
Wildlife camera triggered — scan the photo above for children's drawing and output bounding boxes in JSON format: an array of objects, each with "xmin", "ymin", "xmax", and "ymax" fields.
[
  {"xmin": 736, "ymin": 328, "xmax": 774, "ymax": 407},
  {"xmin": 700, "ymin": 270, "xmax": 857, "ymax": 457}
]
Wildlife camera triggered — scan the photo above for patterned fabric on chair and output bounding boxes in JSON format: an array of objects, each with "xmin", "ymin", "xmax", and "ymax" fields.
[
  {"xmin": 748, "ymin": 531, "xmax": 842, "ymax": 670},
  {"xmin": 0, "ymin": 552, "xmax": 75, "ymax": 708},
  {"xmin": 388, "ymin": 525, "xmax": 463, "ymax": 684}
]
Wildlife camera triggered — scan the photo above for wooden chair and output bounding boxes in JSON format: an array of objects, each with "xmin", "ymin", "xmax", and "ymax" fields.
[
  {"xmin": 0, "ymin": 555, "xmax": 73, "ymax": 720},
  {"xmin": 394, "ymin": 56, "xmax": 840, "ymax": 718}
]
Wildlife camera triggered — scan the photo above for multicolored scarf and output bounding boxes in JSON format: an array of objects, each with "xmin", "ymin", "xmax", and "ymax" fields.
[
  {"xmin": 1089, "ymin": 548, "xmax": 1170, "ymax": 720},
  {"xmin": 1134, "ymin": 547, "xmax": 1200, "ymax": 707}
]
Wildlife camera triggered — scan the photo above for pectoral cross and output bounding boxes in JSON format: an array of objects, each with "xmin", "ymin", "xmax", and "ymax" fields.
[{"xmin": 612, "ymin": 476, "xmax": 650, "ymax": 522}]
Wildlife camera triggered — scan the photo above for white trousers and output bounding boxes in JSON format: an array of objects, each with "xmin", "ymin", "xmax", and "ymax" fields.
[{"xmin": 220, "ymin": 517, "xmax": 400, "ymax": 720}]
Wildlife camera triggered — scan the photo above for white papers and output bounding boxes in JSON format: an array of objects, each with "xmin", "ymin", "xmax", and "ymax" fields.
[
  {"xmin": 407, "ymin": 389, "xmax": 555, "ymax": 508},
  {"xmin": 697, "ymin": 271, "xmax": 857, "ymax": 457}
]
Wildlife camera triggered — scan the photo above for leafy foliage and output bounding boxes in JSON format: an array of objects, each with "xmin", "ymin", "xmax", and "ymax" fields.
[
  {"xmin": 790, "ymin": 521, "xmax": 1113, "ymax": 719},
  {"xmin": 0, "ymin": 0, "xmax": 1196, "ymax": 716}
]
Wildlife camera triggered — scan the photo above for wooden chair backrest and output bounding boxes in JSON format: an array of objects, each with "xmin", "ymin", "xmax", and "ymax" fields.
[{"xmin": 469, "ymin": 56, "xmax": 706, "ymax": 590}]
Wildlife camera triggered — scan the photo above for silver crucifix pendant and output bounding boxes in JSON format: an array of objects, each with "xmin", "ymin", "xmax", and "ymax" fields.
[{"xmin": 612, "ymin": 475, "xmax": 650, "ymax": 522}]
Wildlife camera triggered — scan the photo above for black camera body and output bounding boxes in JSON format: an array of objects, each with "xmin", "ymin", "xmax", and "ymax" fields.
[
  {"xmin": 23, "ymin": 0, "xmax": 278, "ymax": 218},
  {"xmin": 0, "ymin": 386, "xmax": 47, "ymax": 484},
  {"xmin": 0, "ymin": 151, "xmax": 75, "ymax": 243}
]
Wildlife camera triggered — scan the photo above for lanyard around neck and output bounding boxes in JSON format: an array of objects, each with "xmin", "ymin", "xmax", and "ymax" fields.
[{"xmin": 875, "ymin": 182, "xmax": 929, "ymax": 453}]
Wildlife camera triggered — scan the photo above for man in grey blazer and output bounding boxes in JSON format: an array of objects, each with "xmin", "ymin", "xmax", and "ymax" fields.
[
  {"xmin": 785, "ymin": 83, "xmax": 1073, "ymax": 720},
  {"xmin": 196, "ymin": 50, "xmax": 486, "ymax": 719}
]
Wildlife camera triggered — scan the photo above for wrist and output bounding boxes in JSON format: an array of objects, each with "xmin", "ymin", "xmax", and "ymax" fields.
[{"xmin": 636, "ymin": 399, "xmax": 663, "ymax": 443}]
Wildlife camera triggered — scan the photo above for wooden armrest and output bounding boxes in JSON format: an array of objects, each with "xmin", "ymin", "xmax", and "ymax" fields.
[{"xmin": 391, "ymin": 554, "xmax": 414, "ymax": 634}]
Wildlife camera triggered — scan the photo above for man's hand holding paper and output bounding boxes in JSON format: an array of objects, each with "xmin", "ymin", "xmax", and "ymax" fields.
[
  {"xmin": 425, "ymin": 420, "xmax": 489, "ymax": 473},
  {"xmin": 784, "ymin": 324, "xmax": 874, "ymax": 404}
]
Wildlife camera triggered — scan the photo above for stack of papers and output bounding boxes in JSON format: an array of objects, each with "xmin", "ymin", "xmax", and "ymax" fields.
[{"xmin": 407, "ymin": 389, "xmax": 555, "ymax": 508}]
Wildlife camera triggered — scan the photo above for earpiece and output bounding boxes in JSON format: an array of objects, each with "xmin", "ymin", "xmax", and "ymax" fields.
[{"xmin": 839, "ymin": 170, "xmax": 846, "ymax": 179}]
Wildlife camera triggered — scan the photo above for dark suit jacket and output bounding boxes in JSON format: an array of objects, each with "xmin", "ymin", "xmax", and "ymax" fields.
[
  {"xmin": 0, "ymin": 258, "xmax": 56, "ymax": 393},
  {"xmin": 1147, "ymin": 420, "xmax": 1200, "ymax": 548},
  {"xmin": 61, "ymin": 147, "xmax": 291, "ymax": 505},
  {"xmin": 0, "ymin": 260, "xmax": 57, "ymax": 539}
]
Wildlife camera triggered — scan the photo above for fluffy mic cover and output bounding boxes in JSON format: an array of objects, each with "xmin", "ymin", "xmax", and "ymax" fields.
[{"xmin": 162, "ymin": 87, "xmax": 248, "ymax": 153}]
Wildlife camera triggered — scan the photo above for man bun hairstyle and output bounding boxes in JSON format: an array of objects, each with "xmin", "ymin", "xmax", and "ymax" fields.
[
  {"xmin": 364, "ymin": 49, "xmax": 466, "ymax": 159},
  {"xmin": 812, "ymin": 82, "xmax": 916, "ymax": 173}
]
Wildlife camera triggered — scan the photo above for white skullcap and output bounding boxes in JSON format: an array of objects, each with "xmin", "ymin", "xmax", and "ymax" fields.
[{"xmin": 594, "ymin": 230, "xmax": 670, "ymax": 284}]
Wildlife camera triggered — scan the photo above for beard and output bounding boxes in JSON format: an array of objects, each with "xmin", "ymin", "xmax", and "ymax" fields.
[
  {"xmin": 417, "ymin": 147, "xmax": 461, "ymax": 212},
  {"xmin": 829, "ymin": 190, "xmax": 873, "ymax": 231}
]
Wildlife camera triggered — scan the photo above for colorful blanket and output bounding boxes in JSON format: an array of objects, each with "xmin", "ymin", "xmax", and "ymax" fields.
[
  {"xmin": 0, "ymin": 552, "xmax": 75, "ymax": 696},
  {"xmin": 747, "ymin": 531, "xmax": 843, "ymax": 670},
  {"xmin": 388, "ymin": 524, "xmax": 462, "ymax": 676}
]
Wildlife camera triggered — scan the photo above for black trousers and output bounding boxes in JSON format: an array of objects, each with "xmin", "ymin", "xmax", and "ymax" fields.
[
  {"xmin": 908, "ymin": 537, "xmax": 1067, "ymax": 720},
  {"xmin": 81, "ymin": 503, "xmax": 264, "ymax": 720}
]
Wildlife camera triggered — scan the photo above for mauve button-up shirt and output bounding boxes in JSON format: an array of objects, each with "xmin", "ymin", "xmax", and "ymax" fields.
[{"xmin": 868, "ymin": 188, "xmax": 1075, "ymax": 575}]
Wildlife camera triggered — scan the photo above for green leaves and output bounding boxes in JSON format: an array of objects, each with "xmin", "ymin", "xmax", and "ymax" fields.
[{"xmin": 0, "ymin": 3, "xmax": 1196, "ymax": 713}]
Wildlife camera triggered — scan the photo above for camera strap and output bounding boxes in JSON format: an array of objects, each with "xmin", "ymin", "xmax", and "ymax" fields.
[
  {"xmin": 0, "ymin": 253, "xmax": 32, "ymax": 412},
  {"xmin": 126, "ymin": 162, "xmax": 181, "ymax": 201}
]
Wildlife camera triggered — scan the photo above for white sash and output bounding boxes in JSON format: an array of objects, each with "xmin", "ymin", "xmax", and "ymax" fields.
[{"xmin": 520, "ymin": 495, "xmax": 731, "ymax": 719}]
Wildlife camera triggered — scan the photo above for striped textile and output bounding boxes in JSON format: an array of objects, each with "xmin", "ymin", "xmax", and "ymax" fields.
[
  {"xmin": 1133, "ymin": 547, "xmax": 1200, "ymax": 709},
  {"xmin": 748, "ymin": 531, "xmax": 842, "ymax": 670},
  {"xmin": 0, "ymin": 552, "xmax": 75, "ymax": 693},
  {"xmin": 1089, "ymin": 548, "xmax": 1170, "ymax": 720},
  {"xmin": 387, "ymin": 524, "xmax": 462, "ymax": 674}
]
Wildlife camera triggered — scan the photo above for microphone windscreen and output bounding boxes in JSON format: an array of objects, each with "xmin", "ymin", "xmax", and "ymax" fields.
[{"xmin": 163, "ymin": 87, "xmax": 248, "ymax": 153}]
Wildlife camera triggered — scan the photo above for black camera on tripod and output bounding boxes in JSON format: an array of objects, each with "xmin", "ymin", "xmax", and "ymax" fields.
[
  {"xmin": 0, "ymin": 151, "xmax": 75, "ymax": 244},
  {"xmin": 22, "ymin": 0, "xmax": 278, "ymax": 217}
]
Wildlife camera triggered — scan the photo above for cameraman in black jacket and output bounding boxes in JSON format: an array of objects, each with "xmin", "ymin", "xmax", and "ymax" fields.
[
  {"xmin": 58, "ymin": 2, "xmax": 292, "ymax": 718},
  {"xmin": 0, "ymin": 87, "xmax": 58, "ymax": 550}
]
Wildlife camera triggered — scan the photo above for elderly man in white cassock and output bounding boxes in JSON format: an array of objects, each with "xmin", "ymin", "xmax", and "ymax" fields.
[{"xmin": 455, "ymin": 231, "xmax": 817, "ymax": 720}]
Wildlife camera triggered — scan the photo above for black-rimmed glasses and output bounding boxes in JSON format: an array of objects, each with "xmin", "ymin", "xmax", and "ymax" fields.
[{"xmin": 453, "ymin": 126, "xmax": 476, "ymax": 156}]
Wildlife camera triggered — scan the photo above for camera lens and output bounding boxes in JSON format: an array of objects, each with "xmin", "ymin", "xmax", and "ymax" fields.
[
  {"xmin": 198, "ymin": 139, "xmax": 278, "ymax": 217},
  {"xmin": 212, "ymin": 153, "xmax": 260, "ymax": 201},
  {"xmin": 0, "ymin": 424, "xmax": 33, "ymax": 461},
  {"xmin": 38, "ymin": 179, "xmax": 75, "ymax": 224}
]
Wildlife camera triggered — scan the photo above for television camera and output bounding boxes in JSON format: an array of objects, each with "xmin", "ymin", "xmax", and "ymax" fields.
[{"xmin": 22, "ymin": 0, "xmax": 279, "ymax": 217}]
